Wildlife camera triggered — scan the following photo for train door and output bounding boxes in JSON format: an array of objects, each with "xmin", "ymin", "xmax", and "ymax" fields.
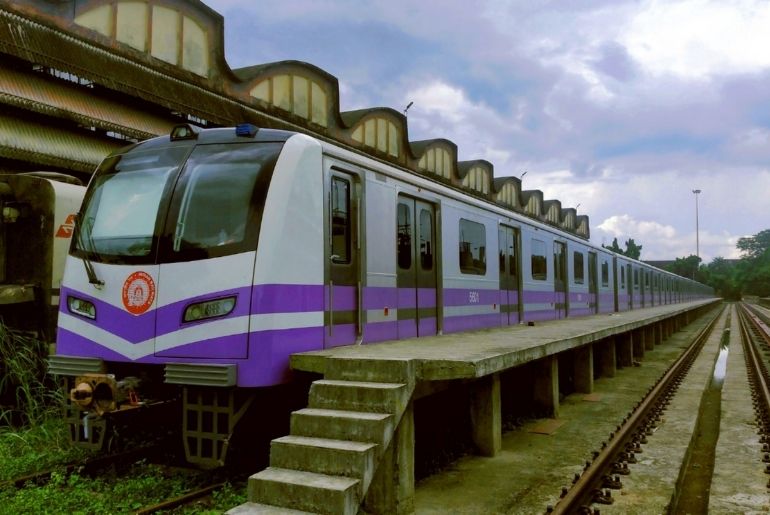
[
  {"xmin": 554, "ymin": 241, "xmax": 567, "ymax": 319},
  {"xmin": 627, "ymin": 264, "xmax": 633, "ymax": 309},
  {"xmin": 588, "ymin": 252, "xmax": 598, "ymax": 314},
  {"xmin": 498, "ymin": 225, "xmax": 521, "ymax": 325},
  {"xmin": 396, "ymin": 195, "xmax": 438, "ymax": 338},
  {"xmin": 326, "ymin": 171, "xmax": 361, "ymax": 348}
]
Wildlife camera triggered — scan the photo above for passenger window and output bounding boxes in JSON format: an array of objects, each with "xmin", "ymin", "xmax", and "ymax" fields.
[
  {"xmin": 573, "ymin": 252, "xmax": 584, "ymax": 284},
  {"xmin": 601, "ymin": 261, "xmax": 609, "ymax": 287},
  {"xmin": 531, "ymin": 239, "xmax": 547, "ymax": 280},
  {"xmin": 331, "ymin": 177, "xmax": 351, "ymax": 263},
  {"xmin": 397, "ymin": 202, "xmax": 411, "ymax": 270},
  {"xmin": 459, "ymin": 219, "xmax": 486, "ymax": 275},
  {"xmin": 620, "ymin": 266, "xmax": 625, "ymax": 289},
  {"xmin": 420, "ymin": 209, "xmax": 433, "ymax": 270},
  {"xmin": 634, "ymin": 269, "xmax": 639, "ymax": 289}
]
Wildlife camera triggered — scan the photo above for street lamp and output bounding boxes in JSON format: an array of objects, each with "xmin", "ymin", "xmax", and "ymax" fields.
[{"xmin": 692, "ymin": 189, "xmax": 701, "ymax": 263}]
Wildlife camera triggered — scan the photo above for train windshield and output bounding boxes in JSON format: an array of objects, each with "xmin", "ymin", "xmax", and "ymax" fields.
[
  {"xmin": 168, "ymin": 143, "xmax": 280, "ymax": 258},
  {"xmin": 75, "ymin": 141, "xmax": 282, "ymax": 264},
  {"xmin": 76, "ymin": 146, "xmax": 187, "ymax": 260}
]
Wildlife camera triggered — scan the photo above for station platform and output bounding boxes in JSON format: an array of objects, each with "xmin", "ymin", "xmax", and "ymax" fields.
[
  {"xmin": 237, "ymin": 299, "xmax": 719, "ymax": 515},
  {"xmin": 292, "ymin": 299, "xmax": 719, "ymax": 382}
]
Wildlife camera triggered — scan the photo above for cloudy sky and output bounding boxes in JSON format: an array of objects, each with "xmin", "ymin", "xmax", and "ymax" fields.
[{"xmin": 206, "ymin": 0, "xmax": 770, "ymax": 262}]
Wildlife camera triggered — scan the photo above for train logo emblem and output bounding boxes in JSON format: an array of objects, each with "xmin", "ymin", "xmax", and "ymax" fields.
[
  {"xmin": 55, "ymin": 213, "xmax": 77, "ymax": 238},
  {"xmin": 122, "ymin": 271, "xmax": 156, "ymax": 315}
]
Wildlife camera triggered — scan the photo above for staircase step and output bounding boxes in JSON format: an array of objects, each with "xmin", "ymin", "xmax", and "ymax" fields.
[
  {"xmin": 324, "ymin": 357, "xmax": 415, "ymax": 384},
  {"xmin": 226, "ymin": 502, "xmax": 314, "ymax": 514},
  {"xmin": 271, "ymin": 435, "xmax": 377, "ymax": 490},
  {"xmin": 291, "ymin": 408, "xmax": 394, "ymax": 446},
  {"xmin": 309, "ymin": 379, "xmax": 408, "ymax": 414},
  {"xmin": 248, "ymin": 467, "xmax": 360, "ymax": 515}
]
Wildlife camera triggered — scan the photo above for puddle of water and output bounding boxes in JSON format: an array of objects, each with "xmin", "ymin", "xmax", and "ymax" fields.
[{"xmin": 710, "ymin": 329, "xmax": 731, "ymax": 388}]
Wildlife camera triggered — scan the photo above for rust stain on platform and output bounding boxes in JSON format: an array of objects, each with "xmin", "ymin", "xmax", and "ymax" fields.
[
  {"xmin": 582, "ymin": 393, "xmax": 603, "ymax": 402},
  {"xmin": 527, "ymin": 419, "xmax": 566, "ymax": 435}
]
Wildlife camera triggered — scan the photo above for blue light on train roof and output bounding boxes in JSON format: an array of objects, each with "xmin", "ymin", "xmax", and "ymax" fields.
[{"xmin": 236, "ymin": 123, "xmax": 258, "ymax": 138}]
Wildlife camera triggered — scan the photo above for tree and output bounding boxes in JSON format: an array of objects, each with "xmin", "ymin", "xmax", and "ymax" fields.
[
  {"xmin": 602, "ymin": 237, "xmax": 643, "ymax": 259},
  {"xmin": 602, "ymin": 237, "xmax": 624, "ymax": 255},
  {"xmin": 664, "ymin": 255, "xmax": 701, "ymax": 279},
  {"xmin": 624, "ymin": 238, "xmax": 643, "ymax": 260},
  {"xmin": 737, "ymin": 229, "xmax": 770, "ymax": 260}
]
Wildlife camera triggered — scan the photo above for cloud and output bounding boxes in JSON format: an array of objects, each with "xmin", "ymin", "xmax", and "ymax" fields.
[
  {"xmin": 622, "ymin": 0, "xmax": 770, "ymax": 79},
  {"xmin": 201, "ymin": 0, "xmax": 768, "ymax": 267}
]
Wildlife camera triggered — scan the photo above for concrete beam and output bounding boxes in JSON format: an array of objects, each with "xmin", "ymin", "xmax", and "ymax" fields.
[
  {"xmin": 596, "ymin": 337, "xmax": 617, "ymax": 378},
  {"xmin": 573, "ymin": 344, "xmax": 593, "ymax": 394},
  {"xmin": 533, "ymin": 356, "xmax": 559, "ymax": 418},
  {"xmin": 469, "ymin": 374, "xmax": 501, "ymax": 457},
  {"xmin": 363, "ymin": 402, "xmax": 415, "ymax": 514},
  {"xmin": 616, "ymin": 333, "xmax": 633, "ymax": 368}
]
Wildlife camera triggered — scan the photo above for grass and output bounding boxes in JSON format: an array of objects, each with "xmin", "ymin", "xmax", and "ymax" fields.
[{"xmin": 0, "ymin": 321, "xmax": 59, "ymax": 426}]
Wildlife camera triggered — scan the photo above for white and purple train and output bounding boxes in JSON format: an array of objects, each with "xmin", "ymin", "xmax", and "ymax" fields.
[{"xmin": 50, "ymin": 124, "xmax": 712, "ymax": 465}]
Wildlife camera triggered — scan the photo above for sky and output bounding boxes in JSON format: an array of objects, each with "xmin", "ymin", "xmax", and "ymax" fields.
[{"xmin": 205, "ymin": 0, "xmax": 770, "ymax": 263}]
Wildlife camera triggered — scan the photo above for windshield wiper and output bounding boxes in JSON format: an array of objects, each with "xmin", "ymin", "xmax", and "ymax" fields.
[{"xmin": 74, "ymin": 213, "xmax": 104, "ymax": 287}]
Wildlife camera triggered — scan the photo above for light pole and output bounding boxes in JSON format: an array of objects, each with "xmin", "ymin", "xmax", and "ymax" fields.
[{"xmin": 692, "ymin": 189, "xmax": 701, "ymax": 263}]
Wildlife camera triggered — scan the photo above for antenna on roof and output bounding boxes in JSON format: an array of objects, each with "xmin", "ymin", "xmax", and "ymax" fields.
[{"xmin": 403, "ymin": 101, "xmax": 414, "ymax": 116}]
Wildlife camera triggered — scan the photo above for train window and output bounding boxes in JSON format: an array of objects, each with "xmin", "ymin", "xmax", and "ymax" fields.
[
  {"xmin": 420, "ymin": 209, "xmax": 433, "ymax": 270},
  {"xmin": 620, "ymin": 266, "xmax": 625, "ymax": 288},
  {"xmin": 573, "ymin": 251, "xmax": 584, "ymax": 284},
  {"xmin": 459, "ymin": 219, "xmax": 486, "ymax": 275},
  {"xmin": 634, "ymin": 269, "xmax": 639, "ymax": 289},
  {"xmin": 601, "ymin": 261, "xmax": 609, "ymax": 287},
  {"xmin": 531, "ymin": 239, "xmax": 547, "ymax": 280},
  {"xmin": 331, "ymin": 177, "xmax": 351, "ymax": 263}
]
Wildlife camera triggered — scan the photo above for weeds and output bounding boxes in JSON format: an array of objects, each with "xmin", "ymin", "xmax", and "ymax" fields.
[{"xmin": 0, "ymin": 321, "xmax": 59, "ymax": 426}]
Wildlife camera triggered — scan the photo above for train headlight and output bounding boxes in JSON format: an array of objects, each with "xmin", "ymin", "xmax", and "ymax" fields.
[
  {"xmin": 183, "ymin": 296, "xmax": 236, "ymax": 323},
  {"xmin": 68, "ymin": 296, "xmax": 96, "ymax": 319}
]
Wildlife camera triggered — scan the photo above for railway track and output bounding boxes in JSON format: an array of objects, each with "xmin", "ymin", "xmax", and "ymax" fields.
[
  {"xmin": 547, "ymin": 302, "xmax": 770, "ymax": 513},
  {"xmin": 0, "ymin": 444, "xmax": 165, "ymax": 490}
]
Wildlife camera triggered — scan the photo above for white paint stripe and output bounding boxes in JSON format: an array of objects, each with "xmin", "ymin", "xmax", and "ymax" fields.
[
  {"xmin": 59, "ymin": 311, "xmax": 326, "ymax": 360},
  {"xmin": 444, "ymin": 305, "xmax": 499, "ymax": 317},
  {"xmin": 249, "ymin": 311, "xmax": 324, "ymax": 331},
  {"xmin": 58, "ymin": 313, "xmax": 153, "ymax": 360}
]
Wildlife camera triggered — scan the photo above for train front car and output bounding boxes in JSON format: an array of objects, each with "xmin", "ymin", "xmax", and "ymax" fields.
[{"xmin": 50, "ymin": 124, "xmax": 324, "ymax": 466}]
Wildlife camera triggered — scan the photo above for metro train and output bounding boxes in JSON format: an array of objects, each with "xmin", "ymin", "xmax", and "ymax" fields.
[{"xmin": 50, "ymin": 124, "xmax": 713, "ymax": 466}]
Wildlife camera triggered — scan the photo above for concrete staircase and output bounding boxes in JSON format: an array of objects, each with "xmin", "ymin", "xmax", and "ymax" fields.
[{"xmin": 231, "ymin": 358, "xmax": 415, "ymax": 515}]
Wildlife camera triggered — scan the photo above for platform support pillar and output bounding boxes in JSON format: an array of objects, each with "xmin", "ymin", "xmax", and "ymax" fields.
[
  {"xmin": 573, "ymin": 344, "xmax": 593, "ymax": 394},
  {"xmin": 469, "ymin": 373, "xmax": 501, "ymax": 457},
  {"xmin": 364, "ymin": 401, "xmax": 415, "ymax": 514},
  {"xmin": 632, "ymin": 330, "xmax": 645, "ymax": 359},
  {"xmin": 656, "ymin": 323, "xmax": 663, "ymax": 344},
  {"xmin": 617, "ymin": 333, "xmax": 633, "ymax": 367},
  {"xmin": 641, "ymin": 327, "xmax": 653, "ymax": 351},
  {"xmin": 533, "ymin": 356, "xmax": 559, "ymax": 418},
  {"xmin": 597, "ymin": 337, "xmax": 616, "ymax": 378}
]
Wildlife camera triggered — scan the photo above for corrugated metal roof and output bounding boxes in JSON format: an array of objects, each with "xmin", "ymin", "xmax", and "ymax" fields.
[
  {"xmin": 0, "ymin": 114, "xmax": 123, "ymax": 172},
  {"xmin": 0, "ymin": 67, "xmax": 176, "ymax": 139}
]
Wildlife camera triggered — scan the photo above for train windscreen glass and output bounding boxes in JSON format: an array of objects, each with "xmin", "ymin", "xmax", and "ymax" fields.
[
  {"xmin": 170, "ymin": 143, "xmax": 280, "ymax": 254},
  {"xmin": 77, "ymin": 147, "xmax": 188, "ymax": 258}
]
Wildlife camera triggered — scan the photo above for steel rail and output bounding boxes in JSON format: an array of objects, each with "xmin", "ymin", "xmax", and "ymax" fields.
[
  {"xmin": 737, "ymin": 303, "xmax": 770, "ymax": 426},
  {"xmin": 551, "ymin": 306, "xmax": 724, "ymax": 513}
]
